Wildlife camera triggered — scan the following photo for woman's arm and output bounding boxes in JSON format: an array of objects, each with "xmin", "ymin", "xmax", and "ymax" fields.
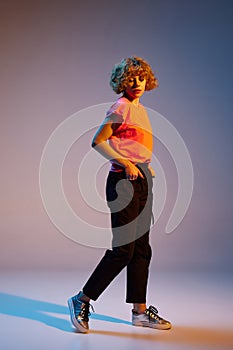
[{"xmin": 92, "ymin": 120, "xmax": 143, "ymax": 180}]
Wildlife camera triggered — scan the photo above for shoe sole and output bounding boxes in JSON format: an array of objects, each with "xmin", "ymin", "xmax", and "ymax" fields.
[
  {"xmin": 67, "ymin": 298, "xmax": 89, "ymax": 333},
  {"xmin": 132, "ymin": 320, "xmax": 172, "ymax": 330}
]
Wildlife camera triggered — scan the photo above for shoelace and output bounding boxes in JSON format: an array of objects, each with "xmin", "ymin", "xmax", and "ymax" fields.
[
  {"xmin": 80, "ymin": 303, "xmax": 94, "ymax": 322},
  {"xmin": 145, "ymin": 305, "xmax": 163, "ymax": 322},
  {"xmin": 74, "ymin": 298, "xmax": 95, "ymax": 322}
]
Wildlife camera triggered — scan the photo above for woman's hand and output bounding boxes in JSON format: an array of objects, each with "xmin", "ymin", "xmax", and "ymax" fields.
[
  {"xmin": 125, "ymin": 163, "xmax": 144, "ymax": 180},
  {"xmin": 148, "ymin": 164, "xmax": 155, "ymax": 178}
]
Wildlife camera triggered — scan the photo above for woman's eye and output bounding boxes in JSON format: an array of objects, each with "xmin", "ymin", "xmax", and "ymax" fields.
[{"xmin": 139, "ymin": 76, "xmax": 145, "ymax": 81}]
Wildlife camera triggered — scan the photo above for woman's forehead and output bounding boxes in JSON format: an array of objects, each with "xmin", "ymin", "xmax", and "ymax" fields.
[{"xmin": 128, "ymin": 67, "xmax": 146, "ymax": 76}]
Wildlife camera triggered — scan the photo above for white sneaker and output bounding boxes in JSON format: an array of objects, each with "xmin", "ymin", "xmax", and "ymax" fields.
[{"xmin": 132, "ymin": 305, "xmax": 172, "ymax": 330}]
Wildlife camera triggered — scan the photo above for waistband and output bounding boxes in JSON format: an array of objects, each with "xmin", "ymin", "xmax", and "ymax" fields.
[{"xmin": 110, "ymin": 162, "xmax": 149, "ymax": 172}]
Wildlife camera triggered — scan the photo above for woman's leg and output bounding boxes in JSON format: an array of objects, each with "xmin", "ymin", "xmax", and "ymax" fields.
[
  {"xmin": 126, "ymin": 231, "xmax": 152, "ymax": 304},
  {"xmin": 126, "ymin": 165, "xmax": 153, "ymax": 305},
  {"xmin": 82, "ymin": 242, "xmax": 135, "ymax": 301},
  {"xmin": 82, "ymin": 170, "xmax": 140, "ymax": 300}
]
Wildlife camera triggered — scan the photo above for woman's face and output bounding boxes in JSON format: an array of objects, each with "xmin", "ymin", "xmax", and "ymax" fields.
[{"xmin": 124, "ymin": 75, "xmax": 146, "ymax": 101}]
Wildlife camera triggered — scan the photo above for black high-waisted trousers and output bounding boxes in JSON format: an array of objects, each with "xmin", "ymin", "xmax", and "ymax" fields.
[{"xmin": 82, "ymin": 164, "xmax": 153, "ymax": 303}]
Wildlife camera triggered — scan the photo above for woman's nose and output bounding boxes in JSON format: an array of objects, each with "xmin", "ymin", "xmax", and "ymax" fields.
[{"xmin": 133, "ymin": 78, "xmax": 140, "ymax": 87}]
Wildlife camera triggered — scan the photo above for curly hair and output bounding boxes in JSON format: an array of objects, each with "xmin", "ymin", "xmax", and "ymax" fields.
[{"xmin": 110, "ymin": 56, "xmax": 158, "ymax": 94}]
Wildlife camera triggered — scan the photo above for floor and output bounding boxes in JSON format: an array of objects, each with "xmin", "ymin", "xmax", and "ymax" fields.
[{"xmin": 0, "ymin": 269, "xmax": 233, "ymax": 350}]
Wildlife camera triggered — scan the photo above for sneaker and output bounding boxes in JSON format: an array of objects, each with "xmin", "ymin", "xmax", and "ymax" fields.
[
  {"xmin": 67, "ymin": 292, "xmax": 93, "ymax": 333},
  {"xmin": 132, "ymin": 305, "xmax": 172, "ymax": 330}
]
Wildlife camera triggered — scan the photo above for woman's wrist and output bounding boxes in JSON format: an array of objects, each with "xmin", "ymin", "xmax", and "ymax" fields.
[{"xmin": 117, "ymin": 159, "xmax": 132, "ymax": 169}]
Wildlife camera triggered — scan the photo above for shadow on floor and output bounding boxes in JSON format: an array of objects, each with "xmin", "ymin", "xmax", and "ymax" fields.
[
  {"xmin": 0, "ymin": 292, "xmax": 131, "ymax": 332},
  {"xmin": 90, "ymin": 326, "xmax": 233, "ymax": 348},
  {"xmin": 1, "ymin": 293, "xmax": 232, "ymax": 348}
]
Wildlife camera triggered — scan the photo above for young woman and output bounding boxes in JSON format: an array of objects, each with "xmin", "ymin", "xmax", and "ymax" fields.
[{"xmin": 68, "ymin": 56, "xmax": 172, "ymax": 333}]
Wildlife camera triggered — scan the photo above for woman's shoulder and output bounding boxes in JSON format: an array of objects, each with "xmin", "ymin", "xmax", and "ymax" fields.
[
  {"xmin": 107, "ymin": 97, "xmax": 130, "ymax": 117},
  {"xmin": 112, "ymin": 96, "xmax": 131, "ymax": 108}
]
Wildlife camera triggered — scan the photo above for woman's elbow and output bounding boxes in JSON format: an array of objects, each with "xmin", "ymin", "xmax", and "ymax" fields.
[
  {"xmin": 91, "ymin": 137, "xmax": 101, "ymax": 148},
  {"xmin": 91, "ymin": 139, "xmax": 96, "ymax": 148}
]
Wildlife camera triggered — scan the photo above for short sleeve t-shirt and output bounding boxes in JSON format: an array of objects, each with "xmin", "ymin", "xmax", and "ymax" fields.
[{"xmin": 105, "ymin": 97, "xmax": 153, "ymax": 171}]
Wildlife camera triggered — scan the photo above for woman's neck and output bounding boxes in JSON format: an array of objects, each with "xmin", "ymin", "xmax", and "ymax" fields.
[{"xmin": 122, "ymin": 93, "xmax": 140, "ymax": 106}]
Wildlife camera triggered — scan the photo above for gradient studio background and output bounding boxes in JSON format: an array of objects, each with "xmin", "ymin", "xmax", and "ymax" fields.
[{"xmin": 1, "ymin": 0, "xmax": 233, "ymax": 273}]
